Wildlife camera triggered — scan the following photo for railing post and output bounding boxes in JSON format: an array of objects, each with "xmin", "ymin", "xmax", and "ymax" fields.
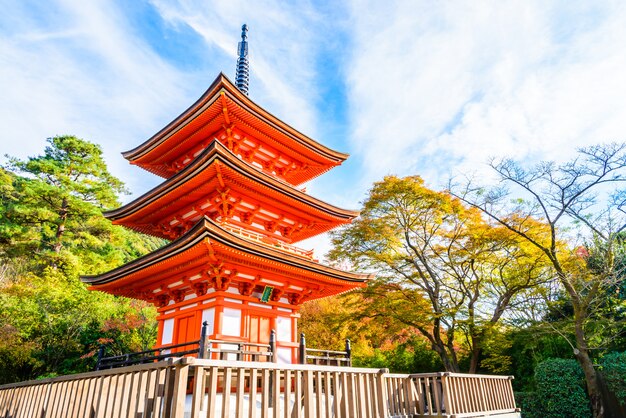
[
  {"xmin": 298, "ymin": 332, "xmax": 306, "ymax": 364},
  {"xmin": 170, "ymin": 358, "xmax": 192, "ymax": 418},
  {"xmin": 345, "ymin": 338, "xmax": 352, "ymax": 367},
  {"xmin": 95, "ymin": 344, "xmax": 105, "ymax": 370},
  {"xmin": 269, "ymin": 329, "xmax": 277, "ymax": 363},
  {"xmin": 269, "ymin": 329, "xmax": 277, "ymax": 408},
  {"xmin": 377, "ymin": 368, "xmax": 390, "ymax": 418},
  {"xmin": 198, "ymin": 321, "xmax": 208, "ymax": 359},
  {"xmin": 440, "ymin": 372, "xmax": 451, "ymax": 415}
]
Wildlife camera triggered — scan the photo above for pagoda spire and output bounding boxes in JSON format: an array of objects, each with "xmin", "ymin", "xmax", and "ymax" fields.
[{"xmin": 235, "ymin": 24, "xmax": 249, "ymax": 95}]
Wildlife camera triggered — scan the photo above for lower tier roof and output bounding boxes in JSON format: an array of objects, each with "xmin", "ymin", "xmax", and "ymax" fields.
[{"xmin": 81, "ymin": 217, "xmax": 370, "ymax": 306}]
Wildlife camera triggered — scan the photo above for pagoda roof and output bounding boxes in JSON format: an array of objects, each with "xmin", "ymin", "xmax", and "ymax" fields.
[
  {"xmin": 123, "ymin": 73, "xmax": 348, "ymax": 185},
  {"xmin": 105, "ymin": 141, "xmax": 358, "ymax": 242},
  {"xmin": 81, "ymin": 216, "xmax": 370, "ymax": 303}
]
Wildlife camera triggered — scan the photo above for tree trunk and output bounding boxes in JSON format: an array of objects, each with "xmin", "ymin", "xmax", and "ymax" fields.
[
  {"xmin": 431, "ymin": 340, "xmax": 460, "ymax": 372},
  {"xmin": 574, "ymin": 314, "xmax": 604, "ymax": 418},
  {"xmin": 468, "ymin": 344, "xmax": 481, "ymax": 374},
  {"xmin": 53, "ymin": 198, "xmax": 68, "ymax": 253}
]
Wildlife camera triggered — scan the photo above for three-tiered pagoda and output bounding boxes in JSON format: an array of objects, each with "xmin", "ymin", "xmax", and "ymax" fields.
[{"xmin": 82, "ymin": 26, "xmax": 368, "ymax": 364}]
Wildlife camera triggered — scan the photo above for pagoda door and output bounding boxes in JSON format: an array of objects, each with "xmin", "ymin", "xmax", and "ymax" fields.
[
  {"xmin": 174, "ymin": 313, "xmax": 196, "ymax": 353},
  {"xmin": 249, "ymin": 314, "xmax": 271, "ymax": 361}
]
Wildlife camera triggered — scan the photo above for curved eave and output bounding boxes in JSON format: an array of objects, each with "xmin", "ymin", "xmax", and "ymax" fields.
[
  {"xmin": 123, "ymin": 73, "xmax": 348, "ymax": 179},
  {"xmin": 105, "ymin": 142, "xmax": 358, "ymax": 240},
  {"xmin": 81, "ymin": 216, "xmax": 370, "ymax": 288}
]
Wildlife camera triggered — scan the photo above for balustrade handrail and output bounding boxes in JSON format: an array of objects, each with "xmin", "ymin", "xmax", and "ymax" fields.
[
  {"xmin": 0, "ymin": 357, "xmax": 519, "ymax": 418},
  {"xmin": 447, "ymin": 372, "xmax": 514, "ymax": 379},
  {"xmin": 304, "ymin": 347, "xmax": 348, "ymax": 355},
  {"xmin": 191, "ymin": 357, "xmax": 381, "ymax": 373},
  {"xmin": 101, "ymin": 339, "xmax": 201, "ymax": 362},
  {"xmin": 96, "ymin": 322, "xmax": 277, "ymax": 370},
  {"xmin": 221, "ymin": 223, "xmax": 315, "ymax": 259}
]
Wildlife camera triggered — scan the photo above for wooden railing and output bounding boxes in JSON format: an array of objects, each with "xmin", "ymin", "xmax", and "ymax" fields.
[
  {"xmin": 0, "ymin": 360, "xmax": 179, "ymax": 418},
  {"xmin": 0, "ymin": 358, "xmax": 520, "ymax": 418},
  {"xmin": 385, "ymin": 372, "xmax": 519, "ymax": 417},
  {"xmin": 97, "ymin": 329, "xmax": 352, "ymax": 370},
  {"xmin": 189, "ymin": 358, "xmax": 389, "ymax": 417},
  {"xmin": 222, "ymin": 224, "xmax": 316, "ymax": 260},
  {"xmin": 96, "ymin": 339, "xmax": 202, "ymax": 369},
  {"xmin": 298, "ymin": 332, "xmax": 352, "ymax": 366},
  {"xmin": 96, "ymin": 323, "xmax": 276, "ymax": 370}
]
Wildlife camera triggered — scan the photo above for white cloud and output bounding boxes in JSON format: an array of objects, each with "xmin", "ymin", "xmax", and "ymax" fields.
[
  {"xmin": 346, "ymin": 1, "xmax": 626, "ymax": 190},
  {"xmin": 149, "ymin": 0, "xmax": 327, "ymax": 138},
  {"xmin": 0, "ymin": 0, "xmax": 191, "ymax": 197},
  {"xmin": 4, "ymin": 0, "xmax": 626, "ymax": 257}
]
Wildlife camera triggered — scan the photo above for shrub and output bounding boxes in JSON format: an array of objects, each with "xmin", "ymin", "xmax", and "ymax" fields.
[
  {"xmin": 534, "ymin": 358, "xmax": 591, "ymax": 418},
  {"xmin": 600, "ymin": 351, "xmax": 626, "ymax": 406},
  {"xmin": 514, "ymin": 392, "xmax": 543, "ymax": 418}
]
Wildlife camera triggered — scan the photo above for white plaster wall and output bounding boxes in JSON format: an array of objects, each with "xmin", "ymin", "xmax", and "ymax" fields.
[
  {"xmin": 201, "ymin": 308, "xmax": 215, "ymax": 335},
  {"xmin": 222, "ymin": 307, "xmax": 242, "ymax": 336},
  {"xmin": 161, "ymin": 318, "xmax": 174, "ymax": 345},
  {"xmin": 277, "ymin": 347, "xmax": 292, "ymax": 364},
  {"xmin": 276, "ymin": 316, "xmax": 292, "ymax": 342}
]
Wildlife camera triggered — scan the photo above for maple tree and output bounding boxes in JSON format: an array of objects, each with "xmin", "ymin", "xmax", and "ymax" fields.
[
  {"xmin": 455, "ymin": 143, "xmax": 626, "ymax": 417},
  {"xmin": 330, "ymin": 175, "xmax": 551, "ymax": 372}
]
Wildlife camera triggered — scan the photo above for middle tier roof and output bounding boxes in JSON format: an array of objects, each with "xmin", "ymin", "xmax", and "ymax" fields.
[{"xmin": 106, "ymin": 141, "xmax": 359, "ymax": 243}]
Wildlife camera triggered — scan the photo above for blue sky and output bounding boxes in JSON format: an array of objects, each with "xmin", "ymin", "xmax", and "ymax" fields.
[{"xmin": 2, "ymin": 0, "xmax": 626, "ymax": 254}]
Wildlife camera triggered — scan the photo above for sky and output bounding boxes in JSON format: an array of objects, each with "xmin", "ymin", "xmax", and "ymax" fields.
[{"xmin": 2, "ymin": 0, "xmax": 626, "ymax": 256}]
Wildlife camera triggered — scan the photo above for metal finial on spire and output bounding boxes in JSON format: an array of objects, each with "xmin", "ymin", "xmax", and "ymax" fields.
[{"xmin": 235, "ymin": 24, "xmax": 249, "ymax": 95}]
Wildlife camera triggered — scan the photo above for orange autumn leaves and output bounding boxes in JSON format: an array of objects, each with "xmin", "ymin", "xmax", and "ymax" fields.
[{"xmin": 329, "ymin": 175, "xmax": 554, "ymax": 372}]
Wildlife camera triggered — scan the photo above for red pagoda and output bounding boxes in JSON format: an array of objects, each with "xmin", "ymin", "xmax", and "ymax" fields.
[{"xmin": 82, "ymin": 26, "xmax": 369, "ymax": 364}]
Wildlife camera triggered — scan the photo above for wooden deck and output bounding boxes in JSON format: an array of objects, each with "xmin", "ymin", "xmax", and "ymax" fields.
[{"xmin": 0, "ymin": 357, "xmax": 520, "ymax": 417}]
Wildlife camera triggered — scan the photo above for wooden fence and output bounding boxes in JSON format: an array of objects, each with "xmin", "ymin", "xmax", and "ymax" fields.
[
  {"xmin": 0, "ymin": 357, "xmax": 519, "ymax": 418},
  {"xmin": 386, "ymin": 372, "xmax": 518, "ymax": 417},
  {"xmin": 96, "ymin": 330, "xmax": 351, "ymax": 370},
  {"xmin": 0, "ymin": 360, "xmax": 179, "ymax": 418}
]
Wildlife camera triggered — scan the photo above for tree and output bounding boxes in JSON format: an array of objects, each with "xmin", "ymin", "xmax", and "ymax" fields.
[
  {"xmin": 329, "ymin": 175, "xmax": 551, "ymax": 372},
  {"xmin": 0, "ymin": 135, "xmax": 163, "ymax": 382},
  {"xmin": 3, "ymin": 135, "xmax": 125, "ymax": 260},
  {"xmin": 455, "ymin": 143, "xmax": 626, "ymax": 417},
  {"xmin": 299, "ymin": 293, "xmax": 442, "ymax": 373}
]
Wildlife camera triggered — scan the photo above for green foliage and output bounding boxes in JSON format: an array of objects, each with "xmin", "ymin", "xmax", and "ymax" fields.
[
  {"xmin": 0, "ymin": 322, "xmax": 40, "ymax": 384},
  {"xmin": 0, "ymin": 135, "xmax": 162, "ymax": 383},
  {"xmin": 600, "ymin": 351, "xmax": 626, "ymax": 405},
  {"xmin": 299, "ymin": 293, "xmax": 442, "ymax": 374},
  {"xmin": 515, "ymin": 392, "xmax": 543, "ymax": 418},
  {"xmin": 329, "ymin": 175, "xmax": 552, "ymax": 373},
  {"xmin": 478, "ymin": 325, "xmax": 513, "ymax": 374},
  {"xmin": 505, "ymin": 327, "xmax": 575, "ymax": 391},
  {"xmin": 530, "ymin": 358, "xmax": 591, "ymax": 418},
  {"xmin": 354, "ymin": 335, "xmax": 443, "ymax": 373},
  {"xmin": 2, "ymin": 135, "xmax": 126, "ymax": 266}
]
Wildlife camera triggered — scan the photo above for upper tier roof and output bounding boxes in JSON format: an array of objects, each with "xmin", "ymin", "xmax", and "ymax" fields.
[
  {"xmin": 123, "ymin": 73, "xmax": 349, "ymax": 186},
  {"xmin": 81, "ymin": 216, "xmax": 370, "ymax": 305},
  {"xmin": 106, "ymin": 141, "xmax": 358, "ymax": 243}
]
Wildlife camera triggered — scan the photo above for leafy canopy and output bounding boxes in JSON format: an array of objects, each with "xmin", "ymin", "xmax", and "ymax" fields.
[
  {"xmin": 330, "ymin": 175, "xmax": 552, "ymax": 372},
  {"xmin": 0, "ymin": 135, "xmax": 162, "ymax": 383}
]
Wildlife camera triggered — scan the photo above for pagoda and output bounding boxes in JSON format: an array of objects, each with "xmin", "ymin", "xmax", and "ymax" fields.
[{"xmin": 82, "ymin": 25, "xmax": 369, "ymax": 364}]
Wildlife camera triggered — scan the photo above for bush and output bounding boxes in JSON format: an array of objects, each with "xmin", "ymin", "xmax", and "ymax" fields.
[
  {"xmin": 533, "ymin": 358, "xmax": 591, "ymax": 418},
  {"xmin": 514, "ymin": 392, "xmax": 542, "ymax": 418},
  {"xmin": 353, "ymin": 337, "xmax": 442, "ymax": 373},
  {"xmin": 600, "ymin": 351, "xmax": 626, "ymax": 406}
]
